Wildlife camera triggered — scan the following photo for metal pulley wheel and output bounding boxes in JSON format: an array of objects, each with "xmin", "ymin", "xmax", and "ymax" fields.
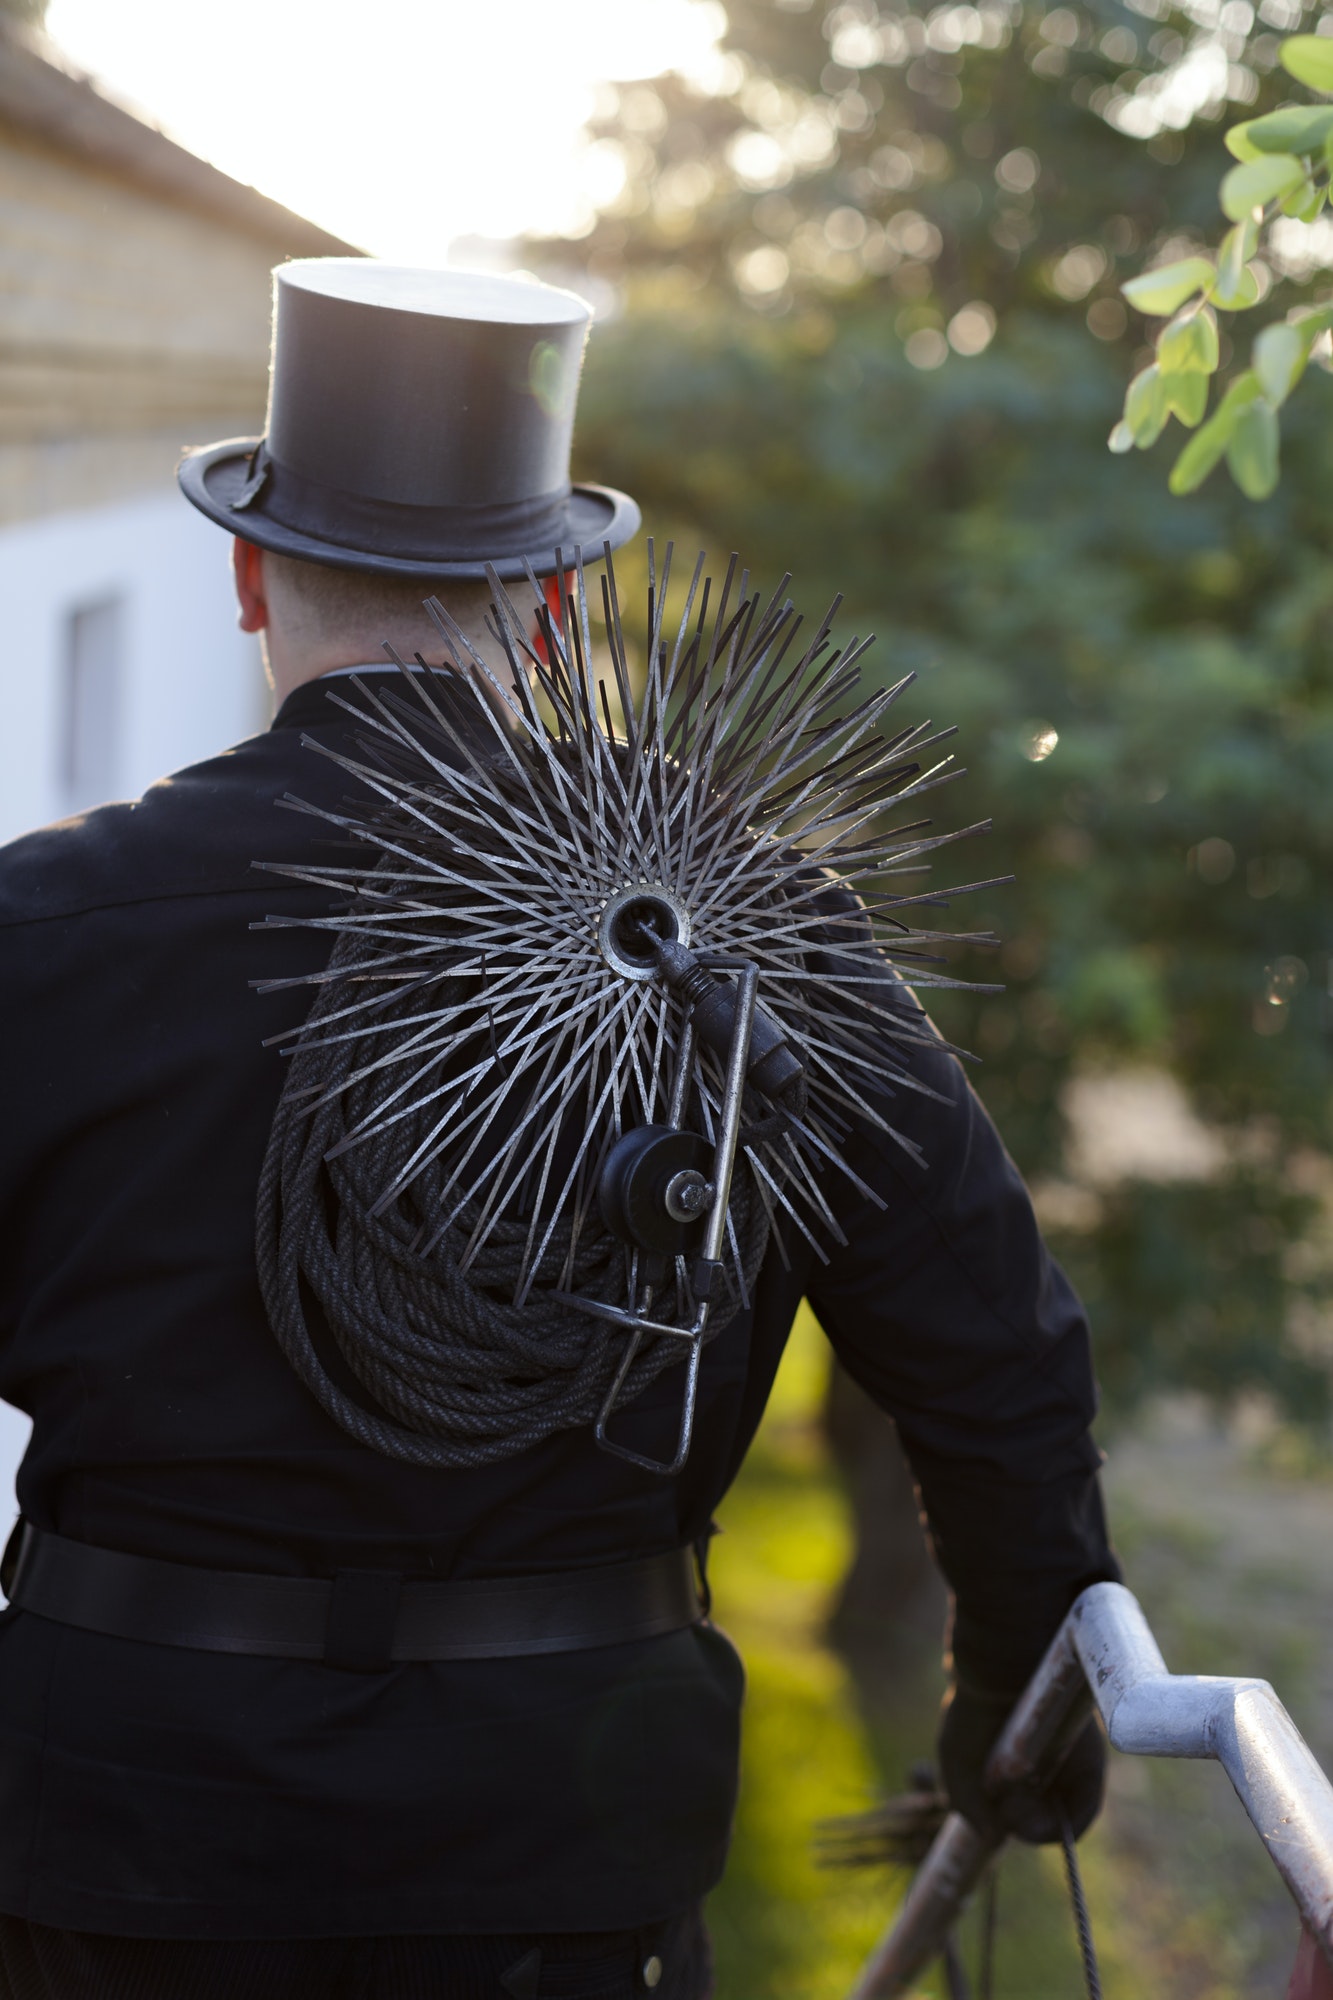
[{"xmin": 597, "ymin": 1126, "xmax": 714, "ymax": 1258}]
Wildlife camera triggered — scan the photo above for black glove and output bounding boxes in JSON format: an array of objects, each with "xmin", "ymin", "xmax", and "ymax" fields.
[{"xmin": 938, "ymin": 1685, "xmax": 1106, "ymax": 1845}]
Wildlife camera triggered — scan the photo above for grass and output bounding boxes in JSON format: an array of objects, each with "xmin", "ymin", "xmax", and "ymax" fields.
[{"xmin": 706, "ymin": 1305, "xmax": 898, "ymax": 1999}]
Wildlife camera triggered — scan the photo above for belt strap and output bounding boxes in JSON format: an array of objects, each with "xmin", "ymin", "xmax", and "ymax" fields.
[{"xmin": 2, "ymin": 1523, "xmax": 705, "ymax": 1671}]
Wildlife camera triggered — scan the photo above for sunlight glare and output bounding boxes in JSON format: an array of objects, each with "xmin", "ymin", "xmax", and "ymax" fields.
[{"xmin": 44, "ymin": 0, "xmax": 727, "ymax": 260}]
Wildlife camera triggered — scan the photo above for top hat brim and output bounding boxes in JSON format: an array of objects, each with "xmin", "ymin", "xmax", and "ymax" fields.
[{"xmin": 178, "ymin": 438, "xmax": 641, "ymax": 582}]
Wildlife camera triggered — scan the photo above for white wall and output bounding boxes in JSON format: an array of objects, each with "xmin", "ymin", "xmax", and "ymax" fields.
[
  {"xmin": 0, "ymin": 1403, "xmax": 28, "ymax": 1568},
  {"xmin": 0, "ymin": 484, "xmax": 269, "ymax": 1551},
  {"xmin": 0, "ymin": 483, "xmax": 269, "ymax": 845}
]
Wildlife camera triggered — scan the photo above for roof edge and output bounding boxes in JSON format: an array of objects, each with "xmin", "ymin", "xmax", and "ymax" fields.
[{"xmin": 0, "ymin": 20, "xmax": 362, "ymax": 259}]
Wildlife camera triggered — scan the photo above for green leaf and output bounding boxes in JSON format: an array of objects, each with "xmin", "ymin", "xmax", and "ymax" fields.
[
  {"xmin": 1243, "ymin": 103, "xmax": 1333, "ymax": 153},
  {"xmin": 1211, "ymin": 223, "xmax": 1261, "ymax": 309},
  {"xmin": 1291, "ymin": 302, "xmax": 1333, "ymax": 337},
  {"xmin": 1200, "ymin": 266, "xmax": 1256, "ymax": 312},
  {"xmin": 1225, "ymin": 120, "xmax": 1264, "ymax": 162},
  {"xmin": 1280, "ymin": 35, "xmax": 1333, "ymax": 95},
  {"xmin": 1108, "ymin": 419, "xmax": 1136, "ymax": 453},
  {"xmin": 1253, "ymin": 320, "xmax": 1307, "ymax": 404},
  {"xmin": 1169, "ymin": 409, "xmax": 1235, "ymax": 493},
  {"xmin": 1282, "ymin": 179, "xmax": 1326, "ymax": 221},
  {"xmin": 1220, "ymin": 369, "xmax": 1265, "ymax": 411},
  {"xmin": 1158, "ymin": 306, "xmax": 1220, "ymax": 374},
  {"xmin": 1227, "ymin": 397, "xmax": 1280, "ymax": 499},
  {"xmin": 1162, "ymin": 370, "xmax": 1209, "ymax": 425},
  {"xmin": 1169, "ymin": 370, "xmax": 1265, "ymax": 493},
  {"xmin": 1125, "ymin": 364, "xmax": 1170, "ymax": 446},
  {"xmin": 1120, "ymin": 256, "xmax": 1216, "ymax": 316},
  {"xmin": 1220, "ymin": 153, "xmax": 1307, "ymax": 220}
]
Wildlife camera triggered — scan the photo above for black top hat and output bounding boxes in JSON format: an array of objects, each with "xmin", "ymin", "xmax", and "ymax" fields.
[{"xmin": 178, "ymin": 261, "xmax": 640, "ymax": 581}]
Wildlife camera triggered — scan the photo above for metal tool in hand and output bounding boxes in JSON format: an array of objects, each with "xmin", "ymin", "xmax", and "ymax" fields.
[{"xmin": 847, "ymin": 1581, "xmax": 1333, "ymax": 1998}]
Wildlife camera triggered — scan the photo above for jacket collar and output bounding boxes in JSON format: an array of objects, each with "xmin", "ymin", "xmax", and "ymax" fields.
[{"xmin": 271, "ymin": 665, "xmax": 419, "ymax": 735}]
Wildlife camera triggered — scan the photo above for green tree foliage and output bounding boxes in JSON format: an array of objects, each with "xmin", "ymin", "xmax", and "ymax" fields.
[
  {"xmin": 1115, "ymin": 35, "xmax": 1333, "ymax": 494},
  {"xmin": 537, "ymin": 0, "xmax": 1333, "ymax": 1424}
]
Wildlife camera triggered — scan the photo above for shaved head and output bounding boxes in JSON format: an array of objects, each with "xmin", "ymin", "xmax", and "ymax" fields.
[
  {"xmin": 260, "ymin": 552, "xmax": 495, "ymax": 665},
  {"xmin": 232, "ymin": 539, "xmax": 525, "ymax": 705}
]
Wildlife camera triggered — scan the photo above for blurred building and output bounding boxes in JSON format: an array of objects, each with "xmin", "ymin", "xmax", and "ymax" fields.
[
  {"xmin": 0, "ymin": 17, "xmax": 356, "ymax": 844},
  {"xmin": 0, "ymin": 18, "xmax": 356, "ymax": 1524}
]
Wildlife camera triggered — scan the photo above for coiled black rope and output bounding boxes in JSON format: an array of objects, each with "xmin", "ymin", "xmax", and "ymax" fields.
[{"xmin": 256, "ymin": 932, "xmax": 771, "ymax": 1469}]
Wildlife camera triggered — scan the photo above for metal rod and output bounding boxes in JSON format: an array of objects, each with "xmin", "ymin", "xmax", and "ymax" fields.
[
  {"xmin": 666, "ymin": 1016, "xmax": 697, "ymax": 1131},
  {"xmin": 847, "ymin": 1582, "xmax": 1333, "ymax": 1997},
  {"xmin": 848, "ymin": 1816, "xmax": 993, "ymax": 2000},
  {"xmin": 556, "ymin": 1295, "xmax": 707, "ymax": 1346},
  {"xmin": 701, "ymin": 964, "xmax": 757, "ymax": 1271}
]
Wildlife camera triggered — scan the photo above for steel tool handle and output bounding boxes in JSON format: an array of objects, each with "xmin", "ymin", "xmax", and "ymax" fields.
[
  {"xmin": 848, "ymin": 1582, "xmax": 1333, "ymax": 1997},
  {"xmin": 846, "ymin": 1813, "xmax": 998, "ymax": 2000}
]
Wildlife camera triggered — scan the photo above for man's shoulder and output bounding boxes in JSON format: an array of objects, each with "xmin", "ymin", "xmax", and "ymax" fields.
[{"xmin": 0, "ymin": 728, "xmax": 303, "ymax": 930}]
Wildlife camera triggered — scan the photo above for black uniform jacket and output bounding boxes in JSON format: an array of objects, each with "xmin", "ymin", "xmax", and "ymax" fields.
[{"xmin": 0, "ymin": 672, "xmax": 1117, "ymax": 1940}]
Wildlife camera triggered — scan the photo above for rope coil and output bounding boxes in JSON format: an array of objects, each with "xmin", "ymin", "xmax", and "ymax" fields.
[{"xmin": 256, "ymin": 925, "xmax": 770, "ymax": 1469}]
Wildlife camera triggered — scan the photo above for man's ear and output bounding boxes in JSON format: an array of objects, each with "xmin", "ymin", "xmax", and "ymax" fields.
[{"xmin": 232, "ymin": 537, "xmax": 269, "ymax": 633}]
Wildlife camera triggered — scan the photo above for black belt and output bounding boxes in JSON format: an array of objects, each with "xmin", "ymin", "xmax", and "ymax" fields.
[{"xmin": 1, "ymin": 1523, "xmax": 706, "ymax": 1673}]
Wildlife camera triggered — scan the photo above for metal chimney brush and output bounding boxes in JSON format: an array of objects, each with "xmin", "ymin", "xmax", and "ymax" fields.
[{"xmin": 253, "ymin": 542, "xmax": 1001, "ymax": 1474}]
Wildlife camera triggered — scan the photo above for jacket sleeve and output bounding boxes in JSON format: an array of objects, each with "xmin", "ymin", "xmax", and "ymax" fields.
[{"xmin": 805, "ymin": 992, "xmax": 1120, "ymax": 1697}]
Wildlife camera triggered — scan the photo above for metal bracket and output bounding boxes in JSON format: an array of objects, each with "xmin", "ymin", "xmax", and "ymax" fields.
[
  {"xmin": 590, "ymin": 1308, "xmax": 708, "ymax": 1478},
  {"xmin": 561, "ymin": 966, "xmax": 760, "ymax": 1476}
]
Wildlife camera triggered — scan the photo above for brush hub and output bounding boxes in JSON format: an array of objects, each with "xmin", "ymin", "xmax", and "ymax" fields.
[{"xmin": 598, "ymin": 885, "xmax": 691, "ymax": 980}]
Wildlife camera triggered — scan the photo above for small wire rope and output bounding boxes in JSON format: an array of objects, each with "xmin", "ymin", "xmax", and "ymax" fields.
[
  {"xmin": 1060, "ymin": 1810, "xmax": 1103, "ymax": 2000},
  {"xmin": 977, "ymin": 1863, "xmax": 998, "ymax": 2000},
  {"xmin": 943, "ymin": 1931, "xmax": 972, "ymax": 2000}
]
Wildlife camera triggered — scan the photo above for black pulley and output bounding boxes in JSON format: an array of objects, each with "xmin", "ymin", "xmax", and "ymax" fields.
[{"xmin": 598, "ymin": 1126, "xmax": 714, "ymax": 1257}]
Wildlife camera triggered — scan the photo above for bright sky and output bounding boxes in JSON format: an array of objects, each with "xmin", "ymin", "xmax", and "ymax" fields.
[{"xmin": 44, "ymin": 0, "xmax": 728, "ymax": 259}]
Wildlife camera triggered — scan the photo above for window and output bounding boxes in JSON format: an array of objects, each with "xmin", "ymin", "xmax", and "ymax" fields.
[{"xmin": 59, "ymin": 595, "xmax": 124, "ymax": 815}]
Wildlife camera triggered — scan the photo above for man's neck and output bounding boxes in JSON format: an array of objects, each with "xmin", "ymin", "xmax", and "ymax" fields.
[{"xmin": 265, "ymin": 623, "xmax": 518, "ymax": 708}]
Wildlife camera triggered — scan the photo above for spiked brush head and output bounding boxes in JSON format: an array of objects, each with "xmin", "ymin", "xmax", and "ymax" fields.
[{"xmin": 253, "ymin": 543, "xmax": 1001, "ymax": 1468}]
